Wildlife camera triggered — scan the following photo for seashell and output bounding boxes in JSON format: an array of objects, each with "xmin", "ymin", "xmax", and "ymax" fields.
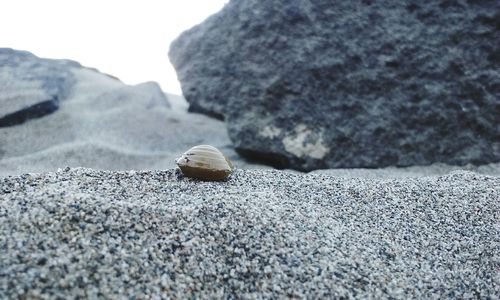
[{"xmin": 175, "ymin": 145, "xmax": 234, "ymax": 181}]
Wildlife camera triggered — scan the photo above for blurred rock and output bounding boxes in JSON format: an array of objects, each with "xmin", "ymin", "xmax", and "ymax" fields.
[
  {"xmin": 166, "ymin": 92, "xmax": 189, "ymax": 112},
  {"xmin": 0, "ymin": 48, "xmax": 78, "ymax": 127},
  {"xmin": 169, "ymin": 0, "xmax": 500, "ymax": 171}
]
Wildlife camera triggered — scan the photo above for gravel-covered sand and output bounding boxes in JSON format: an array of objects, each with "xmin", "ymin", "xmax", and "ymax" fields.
[{"xmin": 0, "ymin": 168, "xmax": 498, "ymax": 299}]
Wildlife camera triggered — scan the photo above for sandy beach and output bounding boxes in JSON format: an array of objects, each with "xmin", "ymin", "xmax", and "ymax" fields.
[{"xmin": 1, "ymin": 167, "xmax": 498, "ymax": 298}]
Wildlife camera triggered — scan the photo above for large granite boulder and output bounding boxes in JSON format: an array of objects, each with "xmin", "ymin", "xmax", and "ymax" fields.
[
  {"xmin": 169, "ymin": 0, "xmax": 500, "ymax": 171},
  {"xmin": 0, "ymin": 48, "xmax": 79, "ymax": 127}
]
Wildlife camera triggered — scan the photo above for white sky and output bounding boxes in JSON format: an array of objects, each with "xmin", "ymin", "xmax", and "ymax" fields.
[{"xmin": 0, "ymin": 0, "xmax": 228, "ymax": 95}]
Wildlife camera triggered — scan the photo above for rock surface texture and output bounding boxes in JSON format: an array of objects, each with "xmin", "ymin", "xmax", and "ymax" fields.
[
  {"xmin": 0, "ymin": 48, "xmax": 78, "ymax": 127},
  {"xmin": 169, "ymin": 0, "xmax": 500, "ymax": 171}
]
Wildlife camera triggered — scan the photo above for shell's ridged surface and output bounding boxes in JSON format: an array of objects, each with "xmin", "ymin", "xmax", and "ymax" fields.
[{"xmin": 176, "ymin": 145, "xmax": 234, "ymax": 181}]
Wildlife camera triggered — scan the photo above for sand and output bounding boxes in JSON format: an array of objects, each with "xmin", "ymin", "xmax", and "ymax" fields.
[{"xmin": 1, "ymin": 167, "xmax": 498, "ymax": 299}]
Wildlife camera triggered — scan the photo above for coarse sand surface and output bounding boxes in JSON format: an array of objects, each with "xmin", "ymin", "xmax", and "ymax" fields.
[{"xmin": 1, "ymin": 167, "xmax": 498, "ymax": 298}]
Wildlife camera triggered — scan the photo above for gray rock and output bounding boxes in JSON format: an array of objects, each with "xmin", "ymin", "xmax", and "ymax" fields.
[
  {"xmin": 169, "ymin": 0, "xmax": 500, "ymax": 171},
  {"xmin": 0, "ymin": 48, "xmax": 78, "ymax": 127}
]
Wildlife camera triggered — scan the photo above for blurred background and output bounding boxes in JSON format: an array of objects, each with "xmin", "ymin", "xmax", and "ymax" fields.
[
  {"xmin": 1, "ymin": 0, "xmax": 498, "ymax": 176},
  {"xmin": 0, "ymin": 0, "xmax": 228, "ymax": 95}
]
